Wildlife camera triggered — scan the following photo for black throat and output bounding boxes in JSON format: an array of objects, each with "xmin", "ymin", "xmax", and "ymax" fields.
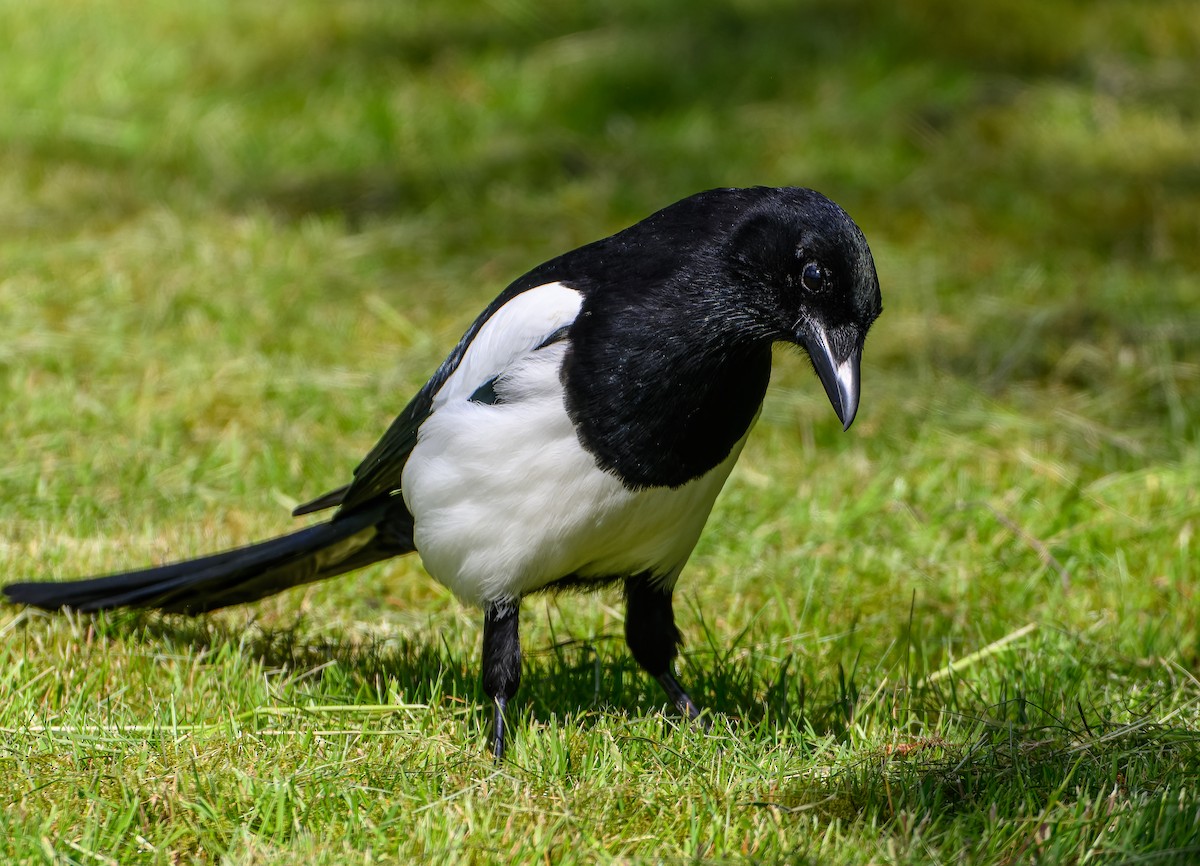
[{"xmin": 562, "ymin": 306, "xmax": 772, "ymax": 490}]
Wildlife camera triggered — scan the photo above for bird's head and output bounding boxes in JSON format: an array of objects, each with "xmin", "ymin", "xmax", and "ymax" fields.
[{"xmin": 719, "ymin": 187, "xmax": 882, "ymax": 430}]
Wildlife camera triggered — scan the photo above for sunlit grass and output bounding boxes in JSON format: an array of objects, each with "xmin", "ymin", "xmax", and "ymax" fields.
[{"xmin": 2, "ymin": 0, "xmax": 1198, "ymax": 862}]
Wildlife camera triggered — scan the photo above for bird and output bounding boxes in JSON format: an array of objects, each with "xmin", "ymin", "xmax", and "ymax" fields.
[{"xmin": 4, "ymin": 186, "xmax": 882, "ymax": 759}]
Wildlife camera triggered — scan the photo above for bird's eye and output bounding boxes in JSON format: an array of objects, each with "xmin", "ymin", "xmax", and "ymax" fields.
[{"xmin": 801, "ymin": 262, "xmax": 826, "ymax": 292}]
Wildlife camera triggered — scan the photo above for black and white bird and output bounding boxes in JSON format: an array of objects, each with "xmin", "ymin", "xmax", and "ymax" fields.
[{"xmin": 5, "ymin": 186, "xmax": 882, "ymax": 758}]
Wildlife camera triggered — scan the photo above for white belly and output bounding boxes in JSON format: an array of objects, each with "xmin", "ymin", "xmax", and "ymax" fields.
[{"xmin": 401, "ymin": 345, "xmax": 750, "ymax": 608}]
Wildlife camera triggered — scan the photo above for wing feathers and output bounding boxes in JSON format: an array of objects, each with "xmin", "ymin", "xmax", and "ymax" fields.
[
  {"xmin": 334, "ymin": 282, "xmax": 581, "ymax": 515},
  {"xmin": 431, "ymin": 283, "xmax": 581, "ymax": 408}
]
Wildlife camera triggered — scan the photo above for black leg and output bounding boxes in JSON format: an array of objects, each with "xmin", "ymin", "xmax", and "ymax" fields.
[
  {"xmin": 624, "ymin": 575, "xmax": 702, "ymax": 721},
  {"xmin": 482, "ymin": 601, "xmax": 521, "ymax": 760}
]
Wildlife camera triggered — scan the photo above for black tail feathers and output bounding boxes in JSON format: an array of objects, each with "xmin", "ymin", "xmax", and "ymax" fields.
[{"xmin": 3, "ymin": 502, "xmax": 415, "ymax": 615}]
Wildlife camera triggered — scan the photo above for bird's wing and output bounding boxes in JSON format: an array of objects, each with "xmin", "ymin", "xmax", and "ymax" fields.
[
  {"xmin": 291, "ymin": 338, "xmax": 470, "ymax": 518},
  {"xmin": 302, "ymin": 281, "xmax": 583, "ymax": 519},
  {"xmin": 424, "ymin": 281, "xmax": 581, "ymax": 409}
]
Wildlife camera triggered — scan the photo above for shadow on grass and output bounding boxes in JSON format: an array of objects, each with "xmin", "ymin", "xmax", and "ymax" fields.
[
  {"xmin": 15, "ymin": 0, "xmax": 1181, "ymax": 257},
  {"xmin": 77, "ymin": 601, "xmax": 1157, "ymax": 755},
  {"xmin": 769, "ymin": 716, "xmax": 1200, "ymax": 861},
  {"xmin": 217, "ymin": 0, "xmax": 1200, "ymax": 261},
  {"xmin": 80, "ymin": 605, "xmax": 881, "ymax": 740}
]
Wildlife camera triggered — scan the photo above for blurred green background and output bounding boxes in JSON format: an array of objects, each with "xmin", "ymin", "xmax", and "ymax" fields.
[{"xmin": 1, "ymin": 1, "xmax": 1198, "ymax": 863}]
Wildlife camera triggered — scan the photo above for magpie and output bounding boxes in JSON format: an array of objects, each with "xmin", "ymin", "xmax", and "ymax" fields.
[{"xmin": 4, "ymin": 186, "xmax": 882, "ymax": 759}]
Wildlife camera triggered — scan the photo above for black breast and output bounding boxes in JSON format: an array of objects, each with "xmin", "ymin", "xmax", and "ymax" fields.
[
  {"xmin": 562, "ymin": 308, "xmax": 772, "ymax": 490},
  {"xmin": 512, "ymin": 192, "xmax": 777, "ymax": 490}
]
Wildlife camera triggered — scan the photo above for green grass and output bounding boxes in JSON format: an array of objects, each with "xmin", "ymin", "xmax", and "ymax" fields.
[{"xmin": 2, "ymin": 0, "xmax": 1199, "ymax": 862}]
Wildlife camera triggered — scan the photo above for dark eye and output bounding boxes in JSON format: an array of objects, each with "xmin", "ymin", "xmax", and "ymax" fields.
[{"xmin": 801, "ymin": 261, "xmax": 826, "ymax": 292}]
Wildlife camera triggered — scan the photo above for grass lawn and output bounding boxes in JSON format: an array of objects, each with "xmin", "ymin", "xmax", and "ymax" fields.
[{"xmin": 2, "ymin": 0, "xmax": 1198, "ymax": 862}]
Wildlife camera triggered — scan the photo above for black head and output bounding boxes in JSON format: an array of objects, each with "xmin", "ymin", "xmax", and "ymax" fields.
[
  {"xmin": 716, "ymin": 187, "xmax": 882, "ymax": 429},
  {"xmin": 544, "ymin": 186, "xmax": 882, "ymax": 489}
]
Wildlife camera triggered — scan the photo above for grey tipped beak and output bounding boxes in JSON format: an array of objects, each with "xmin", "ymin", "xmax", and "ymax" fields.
[{"xmin": 805, "ymin": 330, "xmax": 862, "ymax": 431}]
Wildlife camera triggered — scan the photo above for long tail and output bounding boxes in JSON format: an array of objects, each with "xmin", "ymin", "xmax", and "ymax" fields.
[{"xmin": 3, "ymin": 502, "xmax": 414, "ymax": 615}]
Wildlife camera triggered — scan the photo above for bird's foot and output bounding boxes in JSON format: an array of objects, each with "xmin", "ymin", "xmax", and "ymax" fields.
[{"xmin": 655, "ymin": 671, "xmax": 710, "ymax": 730}]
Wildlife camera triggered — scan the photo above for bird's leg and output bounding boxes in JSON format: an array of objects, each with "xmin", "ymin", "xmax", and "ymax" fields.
[
  {"xmin": 482, "ymin": 600, "xmax": 522, "ymax": 760},
  {"xmin": 624, "ymin": 575, "xmax": 702, "ymax": 721}
]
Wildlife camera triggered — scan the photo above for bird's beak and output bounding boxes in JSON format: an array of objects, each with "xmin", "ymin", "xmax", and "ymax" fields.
[{"xmin": 802, "ymin": 328, "xmax": 861, "ymax": 431}]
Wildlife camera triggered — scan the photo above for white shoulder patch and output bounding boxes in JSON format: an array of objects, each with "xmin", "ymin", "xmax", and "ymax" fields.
[{"xmin": 433, "ymin": 282, "xmax": 582, "ymax": 408}]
